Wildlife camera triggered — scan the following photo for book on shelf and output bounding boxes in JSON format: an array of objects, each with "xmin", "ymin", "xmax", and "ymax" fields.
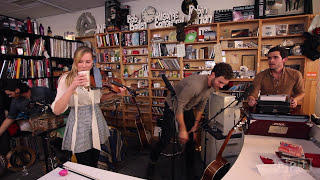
[
  {"xmin": 262, "ymin": 25, "xmax": 276, "ymax": 37},
  {"xmin": 151, "ymin": 43, "xmax": 160, "ymax": 57},
  {"xmin": 203, "ymin": 31, "xmax": 216, "ymax": 41},
  {"xmin": 0, "ymin": 60, "xmax": 9, "ymax": 79},
  {"xmin": 168, "ymin": 31, "xmax": 176, "ymax": 41},
  {"xmin": 50, "ymin": 38, "xmax": 83, "ymax": 58},
  {"xmin": 184, "ymin": 27, "xmax": 198, "ymax": 43},
  {"xmin": 276, "ymin": 24, "xmax": 288, "ymax": 36},
  {"xmin": 160, "ymin": 43, "xmax": 169, "ymax": 56},
  {"xmin": 132, "ymin": 32, "xmax": 139, "ymax": 46},
  {"xmin": 234, "ymin": 41, "xmax": 243, "ymax": 48},
  {"xmin": 232, "ymin": 5, "xmax": 255, "ymax": 21},
  {"xmin": 185, "ymin": 45, "xmax": 193, "ymax": 59},
  {"xmin": 288, "ymin": 24, "xmax": 305, "ymax": 35},
  {"xmin": 214, "ymin": 9, "xmax": 233, "ymax": 22}
]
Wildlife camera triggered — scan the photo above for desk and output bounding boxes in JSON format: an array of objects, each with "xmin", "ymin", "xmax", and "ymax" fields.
[
  {"xmin": 223, "ymin": 135, "xmax": 320, "ymax": 180},
  {"xmin": 39, "ymin": 161, "xmax": 144, "ymax": 180}
]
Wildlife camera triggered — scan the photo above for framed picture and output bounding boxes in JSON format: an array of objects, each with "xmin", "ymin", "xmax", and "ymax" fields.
[
  {"xmin": 255, "ymin": 0, "xmax": 312, "ymax": 18},
  {"xmin": 242, "ymin": 55, "xmax": 255, "ymax": 70}
]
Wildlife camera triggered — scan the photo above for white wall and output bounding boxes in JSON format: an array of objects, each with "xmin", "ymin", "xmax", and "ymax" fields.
[
  {"xmin": 37, "ymin": 0, "xmax": 254, "ymax": 37},
  {"xmin": 37, "ymin": 0, "xmax": 320, "ymax": 37}
]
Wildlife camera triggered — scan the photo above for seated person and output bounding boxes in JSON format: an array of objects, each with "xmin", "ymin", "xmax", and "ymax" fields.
[
  {"xmin": 0, "ymin": 80, "xmax": 55, "ymax": 136},
  {"xmin": 247, "ymin": 46, "xmax": 305, "ymax": 109}
]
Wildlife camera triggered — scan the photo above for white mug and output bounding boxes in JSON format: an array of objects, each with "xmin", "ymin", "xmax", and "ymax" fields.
[{"xmin": 78, "ymin": 70, "xmax": 90, "ymax": 87}]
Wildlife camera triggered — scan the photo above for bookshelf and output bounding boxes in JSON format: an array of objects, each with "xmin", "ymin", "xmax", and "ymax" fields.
[
  {"xmin": 0, "ymin": 28, "xmax": 83, "ymax": 90},
  {"xmin": 75, "ymin": 14, "xmax": 319, "ymax": 139}
]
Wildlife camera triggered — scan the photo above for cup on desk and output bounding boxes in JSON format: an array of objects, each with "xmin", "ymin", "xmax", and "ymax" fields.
[{"xmin": 78, "ymin": 70, "xmax": 90, "ymax": 87}]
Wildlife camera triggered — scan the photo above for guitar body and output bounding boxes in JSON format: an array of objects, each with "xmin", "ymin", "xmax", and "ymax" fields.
[
  {"xmin": 201, "ymin": 116, "xmax": 248, "ymax": 180},
  {"xmin": 201, "ymin": 157, "xmax": 230, "ymax": 180},
  {"xmin": 135, "ymin": 116, "xmax": 151, "ymax": 147}
]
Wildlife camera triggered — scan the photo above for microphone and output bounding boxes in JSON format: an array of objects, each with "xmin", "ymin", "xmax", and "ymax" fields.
[
  {"xmin": 110, "ymin": 80, "xmax": 137, "ymax": 96},
  {"xmin": 161, "ymin": 74, "xmax": 176, "ymax": 96},
  {"xmin": 236, "ymin": 84, "xmax": 254, "ymax": 103}
]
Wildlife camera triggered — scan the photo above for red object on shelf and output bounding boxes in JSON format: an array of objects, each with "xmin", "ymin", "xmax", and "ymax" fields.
[
  {"xmin": 132, "ymin": 50, "xmax": 139, "ymax": 54},
  {"xmin": 260, "ymin": 156, "xmax": 274, "ymax": 164}
]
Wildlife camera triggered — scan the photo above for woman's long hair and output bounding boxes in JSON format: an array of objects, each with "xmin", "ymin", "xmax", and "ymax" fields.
[{"xmin": 65, "ymin": 46, "xmax": 93, "ymax": 87}]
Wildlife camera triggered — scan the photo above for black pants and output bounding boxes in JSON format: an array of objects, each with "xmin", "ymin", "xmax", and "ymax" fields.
[
  {"xmin": 150, "ymin": 102, "xmax": 196, "ymax": 178},
  {"xmin": 75, "ymin": 148, "xmax": 100, "ymax": 167}
]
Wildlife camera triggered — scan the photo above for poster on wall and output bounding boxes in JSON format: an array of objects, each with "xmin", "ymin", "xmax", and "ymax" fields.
[{"xmin": 255, "ymin": 0, "xmax": 312, "ymax": 18}]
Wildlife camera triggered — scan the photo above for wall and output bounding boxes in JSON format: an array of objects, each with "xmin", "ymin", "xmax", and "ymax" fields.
[
  {"xmin": 37, "ymin": 0, "xmax": 254, "ymax": 37},
  {"xmin": 316, "ymin": 62, "xmax": 320, "ymax": 116},
  {"xmin": 314, "ymin": 0, "xmax": 320, "ymax": 14}
]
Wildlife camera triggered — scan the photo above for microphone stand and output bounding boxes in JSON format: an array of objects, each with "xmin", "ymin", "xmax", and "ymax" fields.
[
  {"xmin": 196, "ymin": 95, "xmax": 245, "ymax": 169},
  {"xmin": 161, "ymin": 75, "xmax": 177, "ymax": 180},
  {"xmin": 196, "ymin": 98, "xmax": 239, "ymax": 133}
]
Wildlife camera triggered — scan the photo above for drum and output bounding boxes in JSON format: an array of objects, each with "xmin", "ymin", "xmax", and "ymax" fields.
[
  {"xmin": 6, "ymin": 146, "xmax": 36, "ymax": 172},
  {"xmin": 97, "ymin": 127, "xmax": 127, "ymax": 171}
]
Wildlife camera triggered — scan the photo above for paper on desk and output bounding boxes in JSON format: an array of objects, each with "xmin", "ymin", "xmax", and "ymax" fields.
[{"xmin": 256, "ymin": 164, "xmax": 315, "ymax": 180}]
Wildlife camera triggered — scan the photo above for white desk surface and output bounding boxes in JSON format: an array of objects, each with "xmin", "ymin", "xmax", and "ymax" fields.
[
  {"xmin": 38, "ymin": 161, "xmax": 144, "ymax": 180},
  {"xmin": 223, "ymin": 135, "xmax": 320, "ymax": 180}
]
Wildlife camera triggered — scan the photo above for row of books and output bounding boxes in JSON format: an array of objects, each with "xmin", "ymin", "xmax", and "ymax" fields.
[
  {"xmin": 0, "ymin": 58, "xmax": 51, "ymax": 79},
  {"xmin": 96, "ymin": 33, "xmax": 120, "ymax": 47},
  {"xmin": 152, "ymin": 59, "xmax": 180, "ymax": 70},
  {"xmin": 121, "ymin": 31, "xmax": 148, "ymax": 46},
  {"xmin": 262, "ymin": 24, "xmax": 304, "ymax": 37},
  {"xmin": 228, "ymin": 83, "xmax": 251, "ymax": 91},
  {"xmin": 151, "ymin": 106, "xmax": 164, "ymax": 115},
  {"xmin": 152, "ymin": 89, "xmax": 165, "ymax": 97},
  {"xmin": 49, "ymin": 38, "xmax": 83, "ymax": 58},
  {"xmin": 151, "ymin": 43, "xmax": 176, "ymax": 57},
  {"xmin": 185, "ymin": 46, "xmax": 215, "ymax": 60},
  {"xmin": 31, "ymin": 37, "xmax": 46, "ymax": 56},
  {"xmin": 123, "ymin": 96, "xmax": 134, "ymax": 104},
  {"xmin": 24, "ymin": 78, "xmax": 50, "ymax": 88},
  {"xmin": 96, "ymin": 50, "xmax": 120, "ymax": 63},
  {"xmin": 152, "ymin": 99, "xmax": 165, "ymax": 105},
  {"xmin": 19, "ymin": 37, "xmax": 31, "ymax": 56}
]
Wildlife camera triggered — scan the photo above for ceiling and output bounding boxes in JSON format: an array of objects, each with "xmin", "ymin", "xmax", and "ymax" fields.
[{"xmin": 0, "ymin": 0, "xmax": 134, "ymax": 20}]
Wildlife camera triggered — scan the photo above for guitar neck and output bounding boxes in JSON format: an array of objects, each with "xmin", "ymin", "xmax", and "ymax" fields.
[
  {"xmin": 216, "ymin": 116, "xmax": 246, "ymax": 158},
  {"xmin": 216, "ymin": 128, "xmax": 235, "ymax": 158}
]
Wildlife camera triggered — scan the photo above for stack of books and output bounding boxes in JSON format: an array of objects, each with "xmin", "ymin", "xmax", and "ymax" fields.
[{"xmin": 277, "ymin": 141, "xmax": 309, "ymax": 169}]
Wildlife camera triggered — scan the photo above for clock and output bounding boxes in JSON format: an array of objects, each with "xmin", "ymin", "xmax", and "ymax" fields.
[{"xmin": 141, "ymin": 6, "xmax": 157, "ymax": 23}]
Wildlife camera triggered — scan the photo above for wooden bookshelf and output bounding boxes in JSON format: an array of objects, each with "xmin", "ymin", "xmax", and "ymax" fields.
[{"xmin": 73, "ymin": 14, "xmax": 319, "ymax": 139}]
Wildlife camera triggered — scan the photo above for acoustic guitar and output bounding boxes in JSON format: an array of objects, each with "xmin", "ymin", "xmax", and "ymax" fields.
[
  {"xmin": 106, "ymin": 79, "xmax": 151, "ymax": 148},
  {"xmin": 130, "ymin": 95, "xmax": 151, "ymax": 147},
  {"xmin": 201, "ymin": 116, "xmax": 247, "ymax": 180}
]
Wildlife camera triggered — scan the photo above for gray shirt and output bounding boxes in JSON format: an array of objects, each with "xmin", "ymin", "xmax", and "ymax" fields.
[{"xmin": 165, "ymin": 75, "xmax": 215, "ymax": 115}]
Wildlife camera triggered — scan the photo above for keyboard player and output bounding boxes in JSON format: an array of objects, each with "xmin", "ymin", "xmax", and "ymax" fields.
[{"xmin": 247, "ymin": 46, "xmax": 305, "ymax": 109}]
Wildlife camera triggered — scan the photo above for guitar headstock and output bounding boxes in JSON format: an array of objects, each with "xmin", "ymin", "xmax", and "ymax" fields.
[{"xmin": 233, "ymin": 115, "xmax": 248, "ymax": 131}]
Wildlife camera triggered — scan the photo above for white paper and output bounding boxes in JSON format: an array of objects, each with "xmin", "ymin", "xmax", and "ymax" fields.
[
  {"xmin": 260, "ymin": 94, "xmax": 287, "ymax": 102},
  {"xmin": 256, "ymin": 164, "xmax": 315, "ymax": 180},
  {"xmin": 177, "ymin": 44, "xmax": 185, "ymax": 57}
]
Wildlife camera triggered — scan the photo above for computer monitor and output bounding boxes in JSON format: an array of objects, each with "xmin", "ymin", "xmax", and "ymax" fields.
[{"xmin": 208, "ymin": 92, "xmax": 242, "ymax": 136}]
